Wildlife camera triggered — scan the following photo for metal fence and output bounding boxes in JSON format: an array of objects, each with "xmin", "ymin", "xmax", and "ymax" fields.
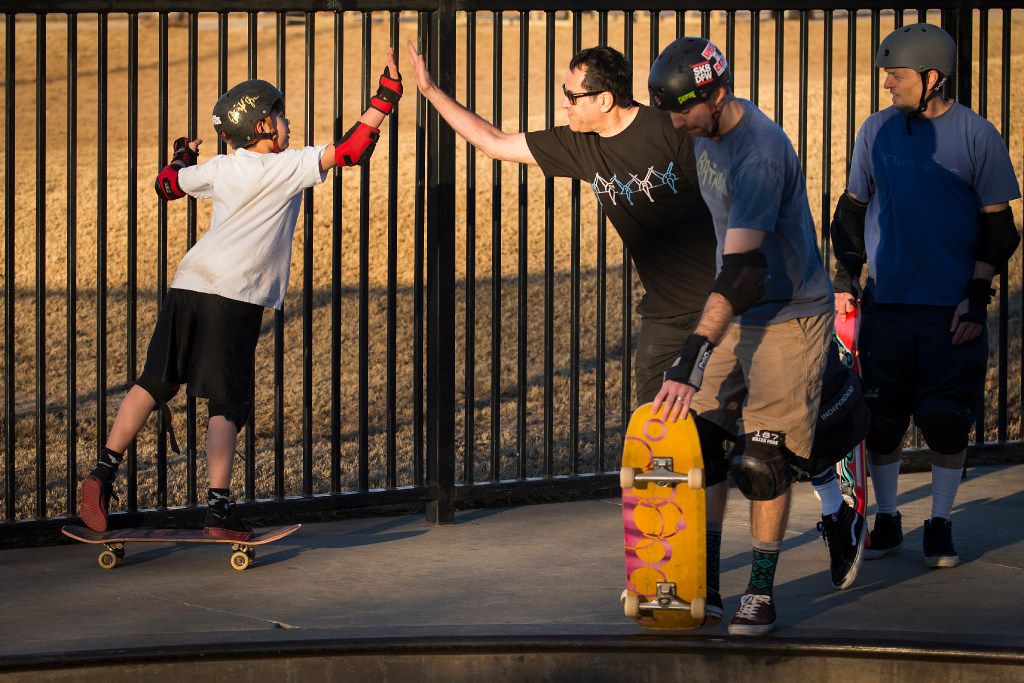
[{"xmin": 1, "ymin": 0, "xmax": 1022, "ymax": 544}]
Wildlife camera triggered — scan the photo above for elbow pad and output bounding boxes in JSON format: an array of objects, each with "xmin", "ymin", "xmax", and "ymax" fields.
[
  {"xmin": 829, "ymin": 191, "xmax": 867, "ymax": 278},
  {"xmin": 976, "ymin": 207, "xmax": 1020, "ymax": 268},
  {"xmin": 711, "ymin": 251, "xmax": 770, "ymax": 316},
  {"xmin": 334, "ymin": 121, "xmax": 380, "ymax": 167}
]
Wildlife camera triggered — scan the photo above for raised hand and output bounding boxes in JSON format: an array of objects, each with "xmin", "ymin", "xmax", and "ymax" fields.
[{"xmin": 406, "ymin": 39, "xmax": 435, "ymax": 97}]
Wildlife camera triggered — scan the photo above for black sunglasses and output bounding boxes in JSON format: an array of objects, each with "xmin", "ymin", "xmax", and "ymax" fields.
[{"xmin": 562, "ymin": 83, "xmax": 605, "ymax": 105}]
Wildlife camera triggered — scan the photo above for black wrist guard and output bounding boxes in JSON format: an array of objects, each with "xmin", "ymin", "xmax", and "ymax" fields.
[
  {"xmin": 961, "ymin": 278, "xmax": 995, "ymax": 326},
  {"xmin": 664, "ymin": 334, "xmax": 715, "ymax": 390},
  {"xmin": 171, "ymin": 136, "xmax": 198, "ymax": 168},
  {"xmin": 370, "ymin": 69, "xmax": 403, "ymax": 115},
  {"xmin": 831, "ymin": 262, "xmax": 861, "ymax": 297}
]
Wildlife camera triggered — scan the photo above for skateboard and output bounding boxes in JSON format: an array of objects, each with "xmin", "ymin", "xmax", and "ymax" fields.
[
  {"xmin": 61, "ymin": 524, "xmax": 301, "ymax": 571},
  {"xmin": 834, "ymin": 308, "xmax": 868, "ymax": 517},
  {"xmin": 619, "ymin": 403, "xmax": 706, "ymax": 629}
]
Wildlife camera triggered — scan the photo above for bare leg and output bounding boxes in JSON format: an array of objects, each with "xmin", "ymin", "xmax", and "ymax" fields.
[
  {"xmin": 751, "ymin": 488, "xmax": 791, "ymax": 544},
  {"xmin": 105, "ymin": 385, "xmax": 157, "ymax": 453},
  {"xmin": 205, "ymin": 416, "xmax": 239, "ymax": 490}
]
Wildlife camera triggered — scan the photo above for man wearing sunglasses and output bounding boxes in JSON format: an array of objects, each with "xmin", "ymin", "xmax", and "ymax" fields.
[{"xmin": 406, "ymin": 40, "xmax": 718, "ymax": 428}]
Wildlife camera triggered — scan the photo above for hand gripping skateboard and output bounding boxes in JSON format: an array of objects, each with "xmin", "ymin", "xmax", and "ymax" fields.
[
  {"xmin": 834, "ymin": 308, "xmax": 869, "ymax": 517},
  {"xmin": 61, "ymin": 524, "xmax": 301, "ymax": 571},
  {"xmin": 619, "ymin": 403, "xmax": 706, "ymax": 628}
]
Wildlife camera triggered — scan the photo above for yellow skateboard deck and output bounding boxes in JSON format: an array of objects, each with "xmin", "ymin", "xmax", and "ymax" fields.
[{"xmin": 620, "ymin": 403, "xmax": 706, "ymax": 629}]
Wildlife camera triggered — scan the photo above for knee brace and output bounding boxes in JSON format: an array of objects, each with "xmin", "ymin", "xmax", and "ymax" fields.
[
  {"xmin": 693, "ymin": 415, "xmax": 734, "ymax": 487},
  {"xmin": 209, "ymin": 401, "xmax": 252, "ymax": 432},
  {"xmin": 866, "ymin": 414, "xmax": 909, "ymax": 455},
  {"xmin": 135, "ymin": 373, "xmax": 181, "ymax": 405},
  {"xmin": 916, "ymin": 411, "xmax": 969, "ymax": 455},
  {"xmin": 728, "ymin": 430, "xmax": 794, "ymax": 501}
]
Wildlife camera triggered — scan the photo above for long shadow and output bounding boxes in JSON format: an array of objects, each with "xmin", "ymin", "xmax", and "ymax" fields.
[{"xmin": 253, "ymin": 514, "xmax": 427, "ymax": 567}]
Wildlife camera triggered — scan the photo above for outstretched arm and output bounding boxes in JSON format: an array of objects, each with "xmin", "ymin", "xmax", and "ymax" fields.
[
  {"xmin": 406, "ymin": 40, "xmax": 536, "ymax": 165},
  {"xmin": 320, "ymin": 47, "xmax": 403, "ymax": 172}
]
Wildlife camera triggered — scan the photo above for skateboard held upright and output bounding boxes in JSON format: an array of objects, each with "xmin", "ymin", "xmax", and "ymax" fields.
[
  {"xmin": 620, "ymin": 403, "xmax": 706, "ymax": 629},
  {"xmin": 834, "ymin": 308, "xmax": 868, "ymax": 517}
]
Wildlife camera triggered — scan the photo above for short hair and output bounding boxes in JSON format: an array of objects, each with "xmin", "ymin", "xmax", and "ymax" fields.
[{"xmin": 569, "ymin": 46, "xmax": 633, "ymax": 108}]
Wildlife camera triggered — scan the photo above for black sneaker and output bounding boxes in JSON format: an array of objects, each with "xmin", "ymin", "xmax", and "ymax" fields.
[
  {"xmin": 865, "ymin": 511, "xmax": 903, "ymax": 560},
  {"xmin": 79, "ymin": 469, "xmax": 116, "ymax": 532},
  {"xmin": 923, "ymin": 517, "xmax": 959, "ymax": 568},
  {"xmin": 704, "ymin": 588, "xmax": 724, "ymax": 625},
  {"xmin": 203, "ymin": 501, "xmax": 253, "ymax": 541},
  {"xmin": 728, "ymin": 589, "xmax": 777, "ymax": 636},
  {"xmin": 817, "ymin": 501, "xmax": 866, "ymax": 590}
]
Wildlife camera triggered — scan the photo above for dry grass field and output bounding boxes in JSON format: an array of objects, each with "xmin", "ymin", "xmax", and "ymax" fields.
[{"xmin": 1, "ymin": 9, "xmax": 1023, "ymax": 521}]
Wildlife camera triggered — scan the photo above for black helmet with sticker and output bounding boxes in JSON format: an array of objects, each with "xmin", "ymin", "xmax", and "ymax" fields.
[
  {"xmin": 648, "ymin": 36, "xmax": 732, "ymax": 112},
  {"xmin": 212, "ymin": 79, "xmax": 284, "ymax": 149}
]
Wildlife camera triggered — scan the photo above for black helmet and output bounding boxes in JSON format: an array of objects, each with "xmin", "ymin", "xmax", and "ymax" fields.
[
  {"xmin": 875, "ymin": 23, "xmax": 955, "ymax": 77},
  {"xmin": 648, "ymin": 37, "xmax": 732, "ymax": 112},
  {"xmin": 212, "ymin": 79, "xmax": 284, "ymax": 149}
]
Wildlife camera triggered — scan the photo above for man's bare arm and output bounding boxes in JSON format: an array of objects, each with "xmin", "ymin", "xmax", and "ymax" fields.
[{"xmin": 407, "ymin": 40, "xmax": 536, "ymax": 165}]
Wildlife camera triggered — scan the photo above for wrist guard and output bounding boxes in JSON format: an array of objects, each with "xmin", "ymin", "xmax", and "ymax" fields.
[
  {"xmin": 171, "ymin": 136, "xmax": 198, "ymax": 168},
  {"xmin": 664, "ymin": 334, "xmax": 715, "ymax": 390},
  {"xmin": 369, "ymin": 68, "xmax": 403, "ymax": 115},
  {"xmin": 334, "ymin": 121, "xmax": 380, "ymax": 167},
  {"xmin": 961, "ymin": 278, "xmax": 995, "ymax": 326},
  {"xmin": 154, "ymin": 137, "xmax": 198, "ymax": 201},
  {"xmin": 831, "ymin": 262, "xmax": 861, "ymax": 297},
  {"xmin": 711, "ymin": 251, "xmax": 770, "ymax": 316}
]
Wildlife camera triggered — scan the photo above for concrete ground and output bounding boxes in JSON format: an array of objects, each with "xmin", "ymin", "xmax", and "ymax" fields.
[{"xmin": 1, "ymin": 465, "xmax": 1021, "ymax": 660}]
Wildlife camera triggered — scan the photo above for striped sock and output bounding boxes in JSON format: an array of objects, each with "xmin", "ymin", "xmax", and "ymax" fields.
[{"xmin": 747, "ymin": 539, "xmax": 782, "ymax": 596}]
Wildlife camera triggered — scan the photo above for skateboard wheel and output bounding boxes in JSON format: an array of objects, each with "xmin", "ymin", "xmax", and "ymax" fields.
[
  {"xmin": 619, "ymin": 467, "xmax": 636, "ymax": 489},
  {"xmin": 230, "ymin": 551, "xmax": 252, "ymax": 571},
  {"xmin": 690, "ymin": 596, "xmax": 705, "ymax": 622},
  {"xmin": 623, "ymin": 593, "xmax": 640, "ymax": 618},
  {"xmin": 687, "ymin": 467, "xmax": 704, "ymax": 490},
  {"xmin": 98, "ymin": 550, "xmax": 119, "ymax": 570}
]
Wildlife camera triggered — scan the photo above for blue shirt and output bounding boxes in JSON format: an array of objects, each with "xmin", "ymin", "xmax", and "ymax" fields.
[
  {"xmin": 694, "ymin": 99, "xmax": 833, "ymax": 326},
  {"xmin": 848, "ymin": 103, "xmax": 1021, "ymax": 306}
]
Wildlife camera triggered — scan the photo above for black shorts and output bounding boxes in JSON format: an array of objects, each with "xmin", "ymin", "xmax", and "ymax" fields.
[
  {"xmin": 859, "ymin": 292, "xmax": 987, "ymax": 426},
  {"xmin": 633, "ymin": 311, "xmax": 701, "ymax": 405},
  {"xmin": 140, "ymin": 288, "xmax": 264, "ymax": 403}
]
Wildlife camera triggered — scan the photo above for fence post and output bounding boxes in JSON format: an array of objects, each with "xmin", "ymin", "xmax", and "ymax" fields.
[
  {"xmin": 943, "ymin": 1, "xmax": 972, "ymax": 108},
  {"xmin": 426, "ymin": 0, "xmax": 457, "ymax": 525}
]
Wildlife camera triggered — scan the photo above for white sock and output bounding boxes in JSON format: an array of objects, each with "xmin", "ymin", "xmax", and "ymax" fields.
[
  {"xmin": 868, "ymin": 460, "xmax": 900, "ymax": 515},
  {"xmin": 931, "ymin": 465, "xmax": 962, "ymax": 520},
  {"xmin": 813, "ymin": 477, "xmax": 844, "ymax": 517}
]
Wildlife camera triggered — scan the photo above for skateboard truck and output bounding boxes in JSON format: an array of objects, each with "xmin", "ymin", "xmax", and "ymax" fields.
[
  {"xmin": 622, "ymin": 582, "xmax": 705, "ymax": 621},
  {"xmin": 620, "ymin": 458, "xmax": 704, "ymax": 490}
]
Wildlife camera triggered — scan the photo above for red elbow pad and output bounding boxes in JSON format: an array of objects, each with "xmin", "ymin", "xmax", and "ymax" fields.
[
  {"xmin": 155, "ymin": 164, "xmax": 186, "ymax": 201},
  {"xmin": 334, "ymin": 122, "xmax": 380, "ymax": 167}
]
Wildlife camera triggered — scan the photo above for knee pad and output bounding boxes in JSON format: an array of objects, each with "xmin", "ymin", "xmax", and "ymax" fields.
[
  {"xmin": 208, "ymin": 400, "xmax": 251, "ymax": 432},
  {"xmin": 866, "ymin": 414, "xmax": 909, "ymax": 455},
  {"xmin": 693, "ymin": 415, "xmax": 734, "ymax": 487},
  {"xmin": 728, "ymin": 430, "xmax": 794, "ymax": 501},
  {"xmin": 136, "ymin": 373, "xmax": 181, "ymax": 405},
  {"xmin": 916, "ymin": 411, "xmax": 969, "ymax": 455}
]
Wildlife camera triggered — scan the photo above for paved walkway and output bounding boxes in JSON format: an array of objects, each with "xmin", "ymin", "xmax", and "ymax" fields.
[{"xmin": 1, "ymin": 465, "xmax": 1021, "ymax": 660}]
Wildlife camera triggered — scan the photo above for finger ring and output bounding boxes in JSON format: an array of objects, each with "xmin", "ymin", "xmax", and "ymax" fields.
[{"xmin": 674, "ymin": 396, "xmax": 683, "ymax": 402}]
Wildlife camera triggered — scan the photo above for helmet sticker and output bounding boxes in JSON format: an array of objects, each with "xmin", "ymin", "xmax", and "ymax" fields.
[
  {"xmin": 692, "ymin": 61, "xmax": 714, "ymax": 86},
  {"xmin": 713, "ymin": 57, "xmax": 727, "ymax": 76},
  {"xmin": 701, "ymin": 42, "xmax": 717, "ymax": 60},
  {"xmin": 226, "ymin": 94, "xmax": 261, "ymax": 125},
  {"xmin": 212, "ymin": 114, "xmax": 222, "ymax": 125},
  {"xmin": 677, "ymin": 91, "xmax": 697, "ymax": 105}
]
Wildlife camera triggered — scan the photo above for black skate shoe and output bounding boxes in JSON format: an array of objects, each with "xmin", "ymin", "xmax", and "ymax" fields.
[
  {"xmin": 865, "ymin": 511, "xmax": 903, "ymax": 560},
  {"xmin": 203, "ymin": 500, "xmax": 253, "ymax": 541},
  {"xmin": 79, "ymin": 469, "xmax": 116, "ymax": 532},
  {"xmin": 923, "ymin": 517, "xmax": 959, "ymax": 568},
  {"xmin": 817, "ymin": 501, "xmax": 866, "ymax": 590},
  {"xmin": 704, "ymin": 588, "xmax": 724, "ymax": 626}
]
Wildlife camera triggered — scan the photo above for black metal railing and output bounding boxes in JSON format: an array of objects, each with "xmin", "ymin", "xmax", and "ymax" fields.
[{"xmin": 1, "ymin": 1, "xmax": 1021, "ymax": 545}]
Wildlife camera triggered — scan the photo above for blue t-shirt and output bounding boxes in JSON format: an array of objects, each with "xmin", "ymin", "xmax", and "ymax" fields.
[
  {"xmin": 694, "ymin": 99, "xmax": 832, "ymax": 326},
  {"xmin": 848, "ymin": 103, "xmax": 1021, "ymax": 306}
]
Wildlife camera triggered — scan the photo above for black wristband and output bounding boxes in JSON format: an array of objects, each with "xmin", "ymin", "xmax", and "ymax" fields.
[
  {"xmin": 832, "ymin": 262, "xmax": 861, "ymax": 296},
  {"xmin": 960, "ymin": 277, "xmax": 995, "ymax": 326},
  {"xmin": 664, "ymin": 334, "xmax": 715, "ymax": 389}
]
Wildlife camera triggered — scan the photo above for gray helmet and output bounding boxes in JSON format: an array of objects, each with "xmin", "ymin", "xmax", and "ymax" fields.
[
  {"xmin": 212, "ymin": 79, "xmax": 284, "ymax": 149},
  {"xmin": 649, "ymin": 37, "xmax": 732, "ymax": 112},
  {"xmin": 875, "ymin": 23, "xmax": 955, "ymax": 77}
]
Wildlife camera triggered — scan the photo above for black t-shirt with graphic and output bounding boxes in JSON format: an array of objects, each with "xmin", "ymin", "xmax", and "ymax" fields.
[{"xmin": 525, "ymin": 104, "xmax": 717, "ymax": 318}]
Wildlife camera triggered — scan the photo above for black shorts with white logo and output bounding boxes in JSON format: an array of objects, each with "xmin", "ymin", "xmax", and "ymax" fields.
[{"xmin": 140, "ymin": 288, "xmax": 264, "ymax": 403}]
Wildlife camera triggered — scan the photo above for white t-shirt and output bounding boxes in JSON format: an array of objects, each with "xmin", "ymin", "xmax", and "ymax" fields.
[{"xmin": 172, "ymin": 144, "xmax": 328, "ymax": 309}]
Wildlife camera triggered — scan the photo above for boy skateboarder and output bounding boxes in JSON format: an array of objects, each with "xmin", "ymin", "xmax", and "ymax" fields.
[{"xmin": 79, "ymin": 49, "xmax": 404, "ymax": 541}]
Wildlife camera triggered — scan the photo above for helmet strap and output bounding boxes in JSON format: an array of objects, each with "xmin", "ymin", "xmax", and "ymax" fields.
[
  {"xmin": 906, "ymin": 71, "xmax": 948, "ymax": 135},
  {"xmin": 253, "ymin": 115, "xmax": 281, "ymax": 152},
  {"xmin": 708, "ymin": 95, "xmax": 724, "ymax": 141}
]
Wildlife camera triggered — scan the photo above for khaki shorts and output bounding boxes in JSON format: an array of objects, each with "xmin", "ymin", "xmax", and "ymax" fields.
[{"xmin": 690, "ymin": 311, "xmax": 834, "ymax": 459}]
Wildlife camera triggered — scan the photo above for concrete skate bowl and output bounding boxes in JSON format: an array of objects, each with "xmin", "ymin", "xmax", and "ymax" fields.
[{"xmin": 2, "ymin": 635, "xmax": 1023, "ymax": 682}]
